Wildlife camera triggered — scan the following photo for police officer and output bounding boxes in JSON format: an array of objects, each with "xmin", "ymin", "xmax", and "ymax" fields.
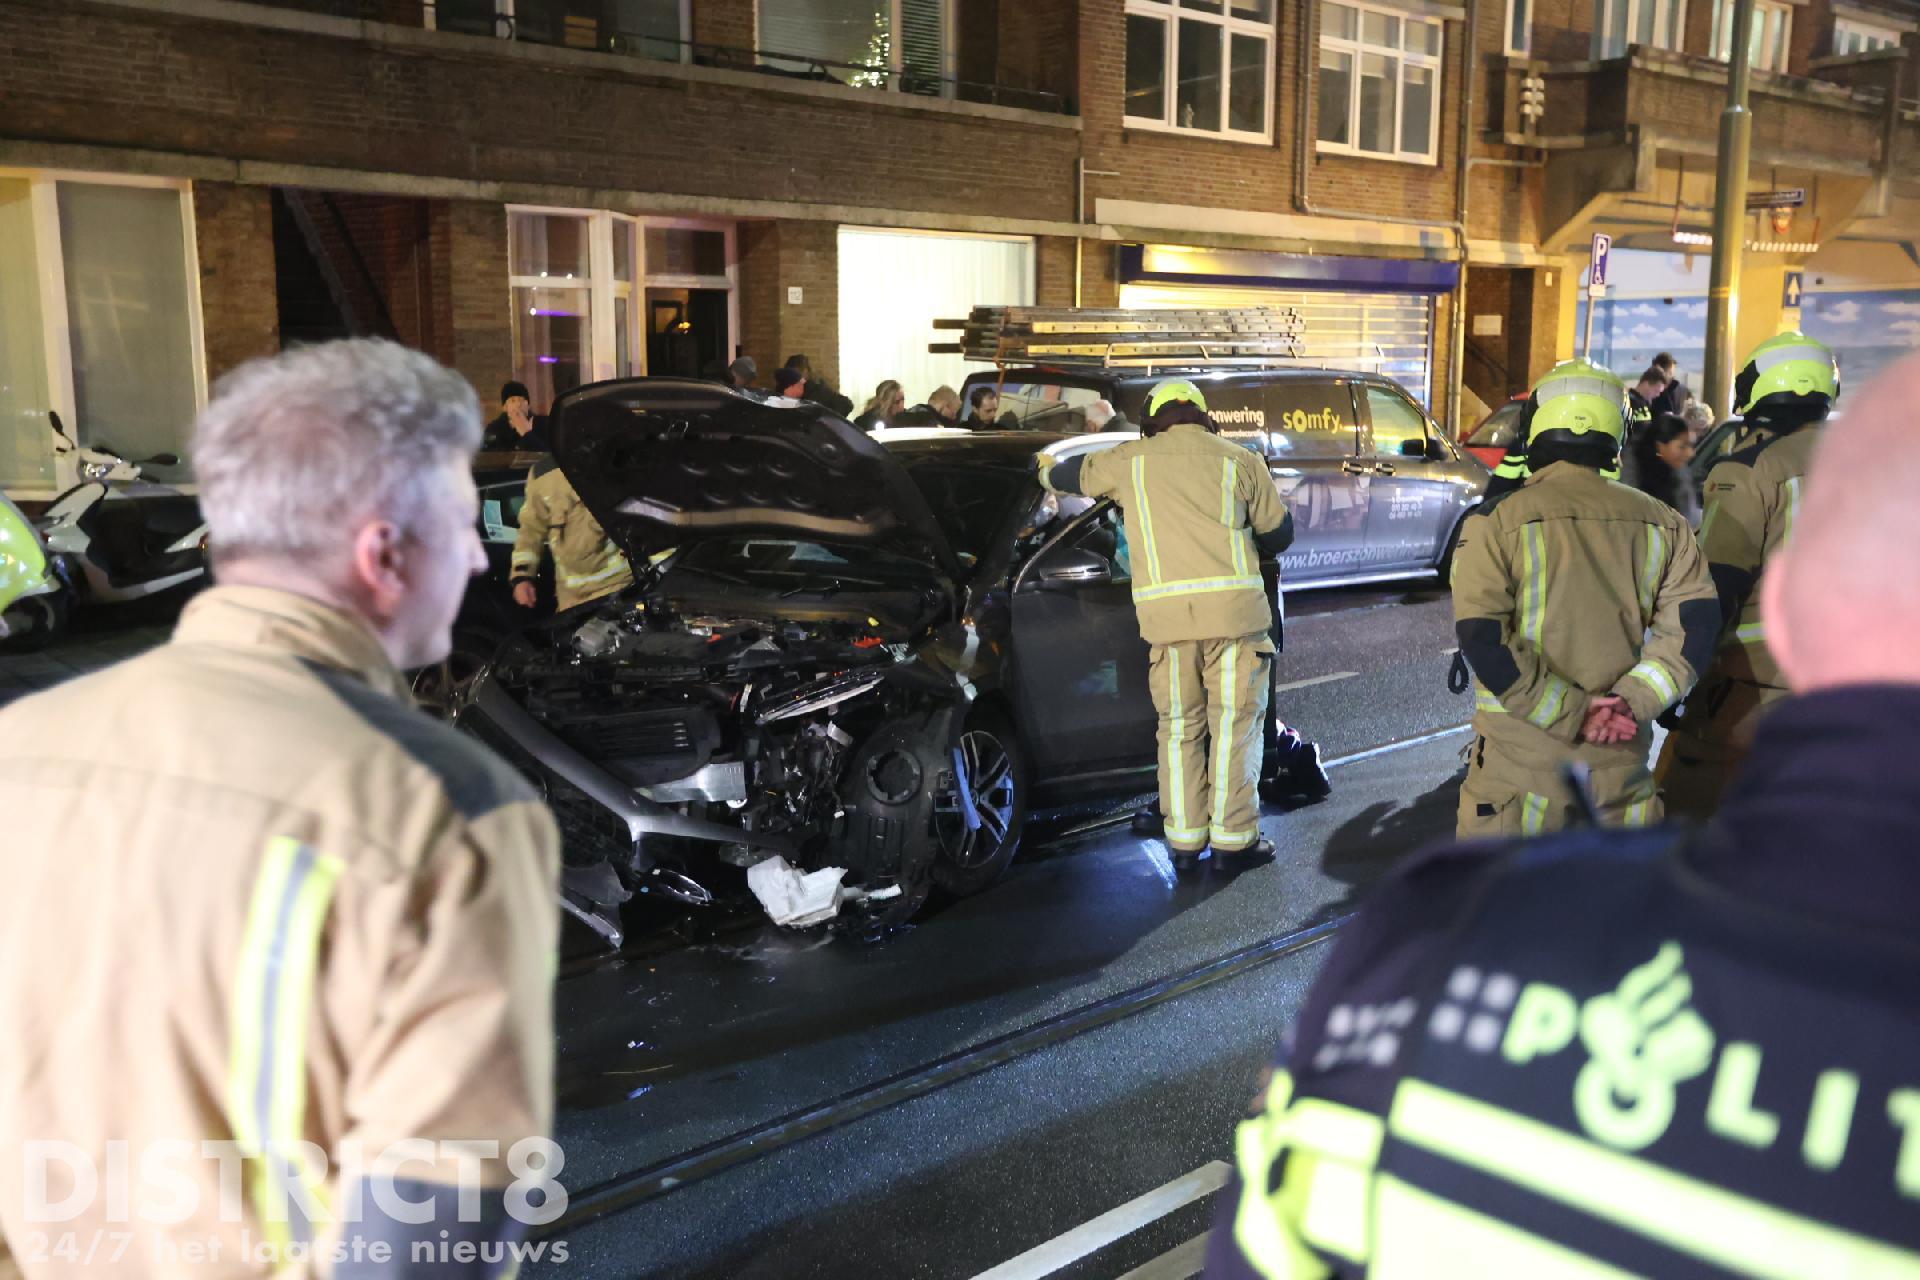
[
  {"xmin": 0, "ymin": 340, "xmax": 560, "ymax": 1274},
  {"xmin": 1039, "ymin": 379, "xmax": 1296, "ymax": 870},
  {"xmin": 511, "ymin": 454, "xmax": 634, "ymax": 611},
  {"xmin": 1204, "ymin": 351, "xmax": 1920, "ymax": 1279},
  {"xmin": 1451, "ymin": 359, "xmax": 1719, "ymax": 835},
  {"xmin": 1658, "ymin": 332, "xmax": 1840, "ymax": 817}
]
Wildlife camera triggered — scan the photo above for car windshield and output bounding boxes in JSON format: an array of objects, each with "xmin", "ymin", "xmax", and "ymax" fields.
[
  {"xmin": 1469, "ymin": 402, "xmax": 1523, "ymax": 446},
  {"xmin": 900, "ymin": 461, "xmax": 1025, "ymax": 569}
]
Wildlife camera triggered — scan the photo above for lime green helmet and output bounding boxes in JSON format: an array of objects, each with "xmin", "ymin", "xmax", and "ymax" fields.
[
  {"xmin": 1145, "ymin": 379, "xmax": 1208, "ymax": 418},
  {"xmin": 1736, "ymin": 331, "xmax": 1838, "ymax": 417},
  {"xmin": 1525, "ymin": 358, "xmax": 1630, "ymax": 447}
]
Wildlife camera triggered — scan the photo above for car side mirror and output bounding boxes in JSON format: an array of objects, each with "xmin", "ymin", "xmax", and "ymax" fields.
[
  {"xmin": 1399, "ymin": 437, "xmax": 1428, "ymax": 459},
  {"xmin": 1025, "ymin": 545, "xmax": 1113, "ymax": 592},
  {"xmin": 1426, "ymin": 438, "xmax": 1449, "ymax": 461}
]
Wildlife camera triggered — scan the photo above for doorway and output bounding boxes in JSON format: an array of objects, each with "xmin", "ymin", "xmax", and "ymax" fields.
[{"xmin": 647, "ymin": 288, "xmax": 730, "ymax": 380}]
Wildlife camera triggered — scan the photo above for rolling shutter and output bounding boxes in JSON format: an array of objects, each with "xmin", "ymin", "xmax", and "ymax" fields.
[{"xmin": 1119, "ymin": 282, "xmax": 1435, "ymax": 408}]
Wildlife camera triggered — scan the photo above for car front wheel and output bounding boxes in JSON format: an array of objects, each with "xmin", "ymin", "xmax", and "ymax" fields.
[{"xmin": 931, "ymin": 714, "xmax": 1027, "ymax": 897}]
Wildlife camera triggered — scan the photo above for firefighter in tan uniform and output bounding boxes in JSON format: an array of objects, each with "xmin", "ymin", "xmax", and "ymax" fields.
[
  {"xmin": 1039, "ymin": 380, "xmax": 1295, "ymax": 871},
  {"xmin": 0, "ymin": 341, "xmax": 560, "ymax": 1278},
  {"xmin": 1452, "ymin": 359, "xmax": 1720, "ymax": 836},
  {"xmin": 1658, "ymin": 333, "xmax": 1839, "ymax": 817},
  {"xmin": 511, "ymin": 457, "xmax": 633, "ymax": 611}
]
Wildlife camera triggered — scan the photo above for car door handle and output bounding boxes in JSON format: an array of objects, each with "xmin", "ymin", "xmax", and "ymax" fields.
[
  {"xmin": 1340, "ymin": 460, "xmax": 1373, "ymax": 476},
  {"xmin": 1374, "ymin": 462, "xmax": 1397, "ymax": 477}
]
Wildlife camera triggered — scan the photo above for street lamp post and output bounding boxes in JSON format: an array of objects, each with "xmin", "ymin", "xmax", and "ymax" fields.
[{"xmin": 1704, "ymin": 0, "xmax": 1758, "ymax": 421}]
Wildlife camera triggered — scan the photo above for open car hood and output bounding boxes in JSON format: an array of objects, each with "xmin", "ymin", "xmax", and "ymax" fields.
[{"xmin": 549, "ymin": 379, "xmax": 962, "ymax": 578}]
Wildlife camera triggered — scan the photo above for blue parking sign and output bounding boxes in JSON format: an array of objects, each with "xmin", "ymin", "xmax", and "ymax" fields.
[{"xmin": 1590, "ymin": 233, "xmax": 1612, "ymax": 289}]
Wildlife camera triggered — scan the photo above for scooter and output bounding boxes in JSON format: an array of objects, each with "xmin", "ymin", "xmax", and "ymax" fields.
[
  {"xmin": 0, "ymin": 489, "xmax": 64, "ymax": 651},
  {"xmin": 39, "ymin": 412, "xmax": 208, "ymax": 615}
]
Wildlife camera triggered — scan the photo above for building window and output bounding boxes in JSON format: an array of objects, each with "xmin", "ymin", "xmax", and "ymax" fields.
[
  {"xmin": 0, "ymin": 172, "xmax": 204, "ymax": 493},
  {"xmin": 1711, "ymin": 0, "xmax": 1791, "ymax": 70},
  {"xmin": 1317, "ymin": 2, "xmax": 1442, "ymax": 164},
  {"xmin": 428, "ymin": 1, "xmax": 690, "ymax": 61},
  {"xmin": 758, "ymin": 0, "xmax": 952, "ymax": 95},
  {"xmin": 508, "ymin": 209, "xmax": 735, "ymax": 407},
  {"xmin": 1594, "ymin": 0, "xmax": 1686, "ymax": 57},
  {"xmin": 1833, "ymin": 15, "xmax": 1902, "ymax": 54},
  {"xmin": 1124, "ymin": 0, "xmax": 1276, "ymax": 141},
  {"xmin": 1505, "ymin": 0, "xmax": 1533, "ymax": 54}
]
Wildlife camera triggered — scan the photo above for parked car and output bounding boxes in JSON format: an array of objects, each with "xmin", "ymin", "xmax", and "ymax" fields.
[
  {"xmin": 1462, "ymin": 394, "xmax": 1528, "ymax": 469},
  {"xmin": 959, "ymin": 366, "xmax": 1488, "ymax": 588},
  {"xmin": 443, "ymin": 381, "xmax": 1235, "ymax": 946}
]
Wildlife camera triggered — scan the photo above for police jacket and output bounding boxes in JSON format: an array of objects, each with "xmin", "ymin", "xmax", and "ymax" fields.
[
  {"xmin": 1697, "ymin": 424, "xmax": 1819, "ymax": 692},
  {"xmin": 1452, "ymin": 461, "xmax": 1719, "ymax": 751},
  {"xmin": 0, "ymin": 586, "xmax": 560, "ymax": 1277},
  {"xmin": 1206, "ymin": 685, "xmax": 1920, "ymax": 1278},
  {"xmin": 511, "ymin": 457, "xmax": 633, "ymax": 611},
  {"xmin": 1041, "ymin": 425, "xmax": 1294, "ymax": 646}
]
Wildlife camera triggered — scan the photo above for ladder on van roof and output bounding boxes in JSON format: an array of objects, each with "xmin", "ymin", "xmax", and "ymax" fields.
[{"xmin": 930, "ymin": 306, "xmax": 1311, "ymax": 370}]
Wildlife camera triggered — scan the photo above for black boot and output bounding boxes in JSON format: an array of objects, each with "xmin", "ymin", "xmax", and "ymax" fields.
[
  {"xmin": 1260, "ymin": 730, "xmax": 1331, "ymax": 803},
  {"xmin": 1169, "ymin": 846, "xmax": 1207, "ymax": 874},
  {"xmin": 1215, "ymin": 836, "xmax": 1276, "ymax": 866},
  {"xmin": 1131, "ymin": 803, "xmax": 1165, "ymax": 837}
]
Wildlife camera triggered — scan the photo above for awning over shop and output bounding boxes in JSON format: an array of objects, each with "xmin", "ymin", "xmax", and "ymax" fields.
[{"xmin": 1117, "ymin": 243, "xmax": 1461, "ymax": 296}]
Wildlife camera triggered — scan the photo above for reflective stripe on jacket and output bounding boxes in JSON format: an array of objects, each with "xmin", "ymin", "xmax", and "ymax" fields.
[
  {"xmin": 0, "ymin": 587, "xmax": 560, "ymax": 1275},
  {"xmin": 1049, "ymin": 425, "xmax": 1291, "ymax": 645}
]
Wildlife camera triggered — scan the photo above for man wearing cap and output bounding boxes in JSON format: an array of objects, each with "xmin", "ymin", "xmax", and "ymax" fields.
[
  {"xmin": 1451, "ymin": 359, "xmax": 1719, "ymax": 835},
  {"xmin": 1036, "ymin": 379, "xmax": 1295, "ymax": 871},
  {"xmin": 1658, "ymin": 332, "xmax": 1841, "ymax": 816},
  {"xmin": 481, "ymin": 379, "xmax": 549, "ymax": 452}
]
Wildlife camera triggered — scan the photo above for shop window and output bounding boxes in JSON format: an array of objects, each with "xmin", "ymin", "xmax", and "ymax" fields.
[
  {"xmin": 1711, "ymin": 0, "xmax": 1791, "ymax": 69},
  {"xmin": 1124, "ymin": 0, "xmax": 1275, "ymax": 141},
  {"xmin": 836, "ymin": 228, "xmax": 1033, "ymax": 417},
  {"xmin": 1594, "ymin": 0, "xmax": 1686, "ymax": 57},
  {"xmin": 0, "ymin": 172, "xmax": 203, "ymax": 493},
  {"xmin": 1505, "ymin": 0, "xmax": 1534, "ymax": 55},
  {"xmin": 1317, "ymin": 1, "xmax": 1442, "ymax": 164},
  {"xmin": 509, "ymin": 209, "xmax": 735, "ymax": 404},
  {"xmin": 758, "ymin": 0, "xmax": 951, "ymax": 95},
  {"xmin": 1833, "ymin": 16, "xmax": 1902, "ymax": 54}
]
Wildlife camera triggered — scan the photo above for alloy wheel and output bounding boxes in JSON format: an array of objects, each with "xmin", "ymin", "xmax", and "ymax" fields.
[{"xmin": 934, "ymin": 729, "xmax": 1018, "ymax": 869}]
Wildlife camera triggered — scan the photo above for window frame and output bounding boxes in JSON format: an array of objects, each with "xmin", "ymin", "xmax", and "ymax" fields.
[
  {"xmin": 1832, "ymin": 15, "xmax": 1901, "ymax": 55},
  {"xmin": 1710, "ymin": 0, "xmax": 1792, "ymax": 69},
  {"xmin": 506, "ymin": 207, "xmax": 737, "ymax": 394},
  {"xmin": 1123, "ymin": 0, "xmax": 1279, "ymax": 145},
  {"xmin": 1505, "ymin": 0, "xmax": 1533, "ymax": 55},
  {"xmin": 1316, "ymin": 0, "xmax": 1446, "ymax": 167},
  {"xmin": 1593, "ymin": 0, "xmax": 1688, "ymax": 57},
  {"xmin": 0, "ymin": 168, "xmax": 206, "ymax": 497}
]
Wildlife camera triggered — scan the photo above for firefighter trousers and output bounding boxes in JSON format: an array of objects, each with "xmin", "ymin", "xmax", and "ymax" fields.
[
  {"xmin": 1149, "ymin": 633, "xmax": 1274, "ymax": 852},
  {"xmin": 1655, "ymin": 675, "xmax": 1781, "ymax": 820},
  {"xmin": 1456, "ymin": 726, "xmax": 1662, "ymax": 838}
]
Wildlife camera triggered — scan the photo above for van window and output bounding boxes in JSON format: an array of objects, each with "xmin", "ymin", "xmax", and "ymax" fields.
[
  {"xmin": 1258, "ymin": 380, "xmax": 1360, "ymax": 459},
  {"xmin": 990, "ymin": 381, "xmax": 1104, "ymax": 432},
  {"xmin": 1365, "ymin": 385, "xmax": 1430, "ymax": 458}
]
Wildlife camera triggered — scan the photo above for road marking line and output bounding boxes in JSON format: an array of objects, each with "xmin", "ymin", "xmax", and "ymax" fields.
[
  {"xmin": 1325, "ymin": 723, "xmax": 1472, "ymax": 769},
  {"xmin": 1273, "ymin": 670, "xmax": 1359, "ymax": 693},
  {"xmin": 970, "ymin": 1161, "xmax": 1231, "ymax": 1280},
  {"xmin": 1117, "ymin": 1232, "xmax": 1211, "ymax": 1280}
]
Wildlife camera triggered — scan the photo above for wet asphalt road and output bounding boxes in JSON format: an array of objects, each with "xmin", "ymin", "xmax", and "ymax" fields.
[
  {"xmin": 533, "ymin": 580, "xmax": 1470, "ymax": 1278},
  {"xmin": 0, "ymin": 580, "xmax": 1471, "ymax": 1278}
]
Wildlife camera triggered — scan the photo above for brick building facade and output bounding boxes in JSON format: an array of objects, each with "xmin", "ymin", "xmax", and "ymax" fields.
[{"xmin": 1, "ymin": 0, "xmax": 1916, "ymax": 493}]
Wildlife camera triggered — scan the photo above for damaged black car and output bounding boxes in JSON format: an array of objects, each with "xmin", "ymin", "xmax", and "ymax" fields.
[{"xmin": 452, "ymin": 380, "xmax": 1187, "ymax": 945}]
